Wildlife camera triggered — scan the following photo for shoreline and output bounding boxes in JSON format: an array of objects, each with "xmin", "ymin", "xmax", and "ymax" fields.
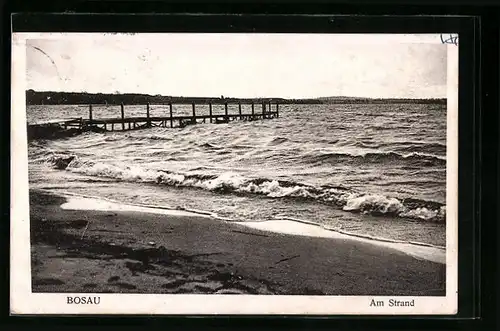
[
  {"xmin": 30, "ymin": 189, "xmax": 446, "ymax": 295},
  {"xmin": 57, "ymin": 191, "xmax": 446, "ymax": 264},
  {"xmin": 39, "ymin": 188, "xmax": 447, "ymax": 249},
  {"xmin": 26, "ymin": 90, "xmax": 447, "ymax": 105}
]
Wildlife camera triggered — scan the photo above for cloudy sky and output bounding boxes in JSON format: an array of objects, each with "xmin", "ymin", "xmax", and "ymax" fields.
[{"xmin": 25, "ymin": 33, "xmax": 447, "ymax": 99}]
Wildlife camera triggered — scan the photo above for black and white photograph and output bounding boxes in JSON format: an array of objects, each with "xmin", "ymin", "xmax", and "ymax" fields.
[{"xmin": 11, "ymin": 33, "xmax": 458, "ymax": 315}]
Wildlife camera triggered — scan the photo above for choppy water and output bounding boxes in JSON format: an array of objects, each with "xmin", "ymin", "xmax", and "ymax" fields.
[{"xmin": 28, "ymin": 103, "xmax": 447, "ymax": 247}]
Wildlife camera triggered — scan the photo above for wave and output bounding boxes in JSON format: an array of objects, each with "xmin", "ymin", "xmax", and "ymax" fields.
[
  {"xmin": 102, "ymin": 133, "xmax": 174, "ymax": 142},
  {"xmin": 43, "ymin": 154, "xmax": 446, "ymax": 223},
  {"xmin": 267, "ymin": 137, "xmax": 289, "ymax": 146},
  {"xmin": 351, "ymin": 141, "xmax": 446, "ymax": 155},
  {"xmin": 305, "ymin": 151, "xmax": 446, "ymax": 167},
  {"xmin": 389, "ymin": 143, "xmax": 446, "ymax": 156},
  {"xmin": 199, "ymin": 142, "xmax": 224, "ymax": 150}
]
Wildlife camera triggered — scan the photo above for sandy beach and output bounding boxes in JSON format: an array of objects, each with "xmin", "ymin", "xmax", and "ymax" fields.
[{"xmin": 30, "ymin": 190, "xmax": 445, "ymax": 296}]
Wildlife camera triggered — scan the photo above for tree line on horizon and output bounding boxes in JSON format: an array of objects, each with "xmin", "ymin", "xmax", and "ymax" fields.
[{"xmin": 26, "ymin": 90, "xmax": 447, "ymax": 105}]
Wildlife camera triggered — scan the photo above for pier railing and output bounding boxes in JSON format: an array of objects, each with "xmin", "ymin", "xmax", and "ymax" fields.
[{"xmin": 86, "ymin": 101, "xmax": 279, "ymax": 131}]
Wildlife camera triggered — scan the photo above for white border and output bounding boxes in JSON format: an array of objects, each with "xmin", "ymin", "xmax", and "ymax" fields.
[{"xmin": 10, "ymin": 33, "xmax": 458, "ymax": 315}]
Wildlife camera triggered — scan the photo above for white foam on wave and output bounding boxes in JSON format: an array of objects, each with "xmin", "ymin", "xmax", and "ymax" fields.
[
  {"xmin": 240, "ymin": 220, "xmax": 446, "ymax": 264},
  {"xmin": 400, "ymin": 206, "xmax": 445, "ymax": 220},
  {"xmin": 342, "ymin": 194, "xmax": 445, "ymax": 221},
  {"xmin": 343, "ymin": 194, "xmax": 404, "ymax": 214}
]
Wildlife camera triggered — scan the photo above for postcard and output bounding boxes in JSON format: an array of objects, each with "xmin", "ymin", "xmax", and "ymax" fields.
[{"xmin": 11, "ymin": 32, "xmax": 458, "ymax": 315}]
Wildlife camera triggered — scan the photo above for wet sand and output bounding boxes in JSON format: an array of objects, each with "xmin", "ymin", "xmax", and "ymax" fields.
[{"xmin": 30, "ymin": 190, "xmax": 445, "ymax": 295}]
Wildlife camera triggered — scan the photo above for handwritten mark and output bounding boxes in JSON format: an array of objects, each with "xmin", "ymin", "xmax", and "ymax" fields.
[
  {"xmin": 80, "ymin": 217, "xmax": 91, "ymax": 240},
  {"xmin": 231, "ymin": 230, "xmax": 269, "ymax": 238},
  {"xmin": 28, "ymin": 45, "xmax": 65, "ymax": 80},
  {"xmin": 275, "ymin": 254, "xmax": 300, "ymax": 265},
  {"xmin": 440, "ymin": 34, "xmax": 458, "ymax": 46}
]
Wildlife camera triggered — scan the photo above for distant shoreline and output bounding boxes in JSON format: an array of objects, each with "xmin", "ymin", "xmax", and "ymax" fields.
[{"xmin": 26, "ymin": 90, "xmax": 447, "ymax": 105}]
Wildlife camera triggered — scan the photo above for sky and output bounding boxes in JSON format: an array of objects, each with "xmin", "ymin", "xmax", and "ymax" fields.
[{"xmin": 25, "ymin": 33, "xmax": 448, "ymax": 99}]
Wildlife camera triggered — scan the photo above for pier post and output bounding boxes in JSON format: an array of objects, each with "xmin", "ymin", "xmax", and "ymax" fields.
[
  {"xmin": 209, "ymin": 103, "xmax": 213, "ymax": 123},
  {"xmin": 251, "ymin": 103, "xmax": 255, "ymax": 117},
  {"xmin": 169, "ymin": 103, "xmax": 173, "ymax": 128},
  {"xmin": 121, "ymin": 103, "xmax": 125, "ymax": 130},
  {"xmin": 276, "ymin": 103, "xmax": 279, "ymax": 118},
  {"xmin": 239, "ymin": 103, "xmax": 242, "ymax": 120},
  {"xmin": 192, "ymin": 103, "xmax": 196, "ymax": 122},
  {"xmin": 262, "ymin": 102, "xmax": 266, "ymax": 119},
  {"xmin": 89, "ymin": 104, "xmax": 93, "ymax": 122},
  {"xmin": 146, "ymin": 102, "xmax": 151, "ymax": 127},
  {"xmin": 225, "ymin": 102, "xmax": 228, "ymax": 119}
]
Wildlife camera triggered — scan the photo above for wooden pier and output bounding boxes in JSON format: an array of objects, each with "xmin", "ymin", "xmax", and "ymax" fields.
[{"xmin": 27, "ymin": 101, "xmax": 280, "ymax": 139}]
